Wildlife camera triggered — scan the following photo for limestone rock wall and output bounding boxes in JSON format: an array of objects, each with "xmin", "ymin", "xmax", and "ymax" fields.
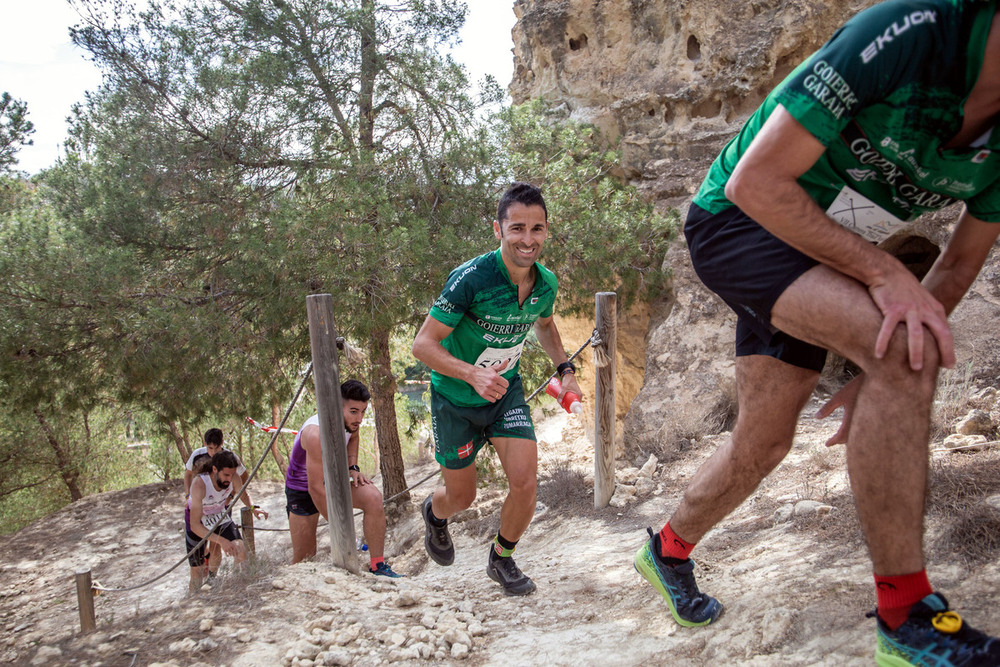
[{"xmin": 511, "ymin": 0, "xmax": 878, "ymax": 209}]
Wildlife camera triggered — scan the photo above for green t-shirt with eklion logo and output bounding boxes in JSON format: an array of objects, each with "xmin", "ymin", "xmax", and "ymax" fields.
[
  {"xmin": 428, "ymin": 249, "xmax": 557, "ymax": 407},
  {"xmin": 694, "ymin": 0, "xmax": 1000, "ymax": 242}
]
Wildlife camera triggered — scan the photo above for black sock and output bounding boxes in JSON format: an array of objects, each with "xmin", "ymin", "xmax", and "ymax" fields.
[
  {"xmin": 654, "ymin": 534, "xmax": 687, "ymax": 567},
  {"xmin": 428, "ymin": 505, "xmax": 447, "ymax": 527},
  {"xmin": 492, "ymin": 531, "xmax": 518, "ymax": 558}
]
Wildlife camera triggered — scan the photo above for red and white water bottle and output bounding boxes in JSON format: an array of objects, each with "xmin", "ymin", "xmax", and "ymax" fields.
[{"xmin": 546, "ymin": 378, "xmax": 582, "ymax": 414}]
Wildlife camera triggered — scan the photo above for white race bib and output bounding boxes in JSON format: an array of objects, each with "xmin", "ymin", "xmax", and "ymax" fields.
[
  {"xmin": 825, "ymin": 185, "xmax": 908, "ymax": 243},
  {"xmin": 473, "ymin": 341, "xmax": 524, "ymax": 370}
]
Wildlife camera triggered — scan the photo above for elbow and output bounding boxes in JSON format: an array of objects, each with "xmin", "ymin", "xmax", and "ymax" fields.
[
  {"xmin": 412, "ymin": 337, "xmax": 428, "ymax": 364},
  {"xmin": 724, "ymin": 166, "xmax": 758, "ymax": 213}
]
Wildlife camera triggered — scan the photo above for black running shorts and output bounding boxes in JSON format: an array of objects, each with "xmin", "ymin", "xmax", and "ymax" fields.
[
  {"xmin": 184, "ymin": 515, "xmax": 241, "ymax": 567},
  {"xmin": 684, "ymin": 202, "xmax": 827, "ymax": 372},
  {"xmin": 285, "ymin": 486, "xmax": 319, "ymax": 517}
]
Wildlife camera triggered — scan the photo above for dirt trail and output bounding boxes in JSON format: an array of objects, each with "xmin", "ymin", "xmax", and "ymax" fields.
[{"xmin": 2, "ymin": 402, "xmax": 998, "ymax": 666}]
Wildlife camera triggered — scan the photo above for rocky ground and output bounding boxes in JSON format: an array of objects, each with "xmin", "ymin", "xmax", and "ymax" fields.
[{"xmin": 2, "ymin": 399, "xmax": 999, "ymax": 667}]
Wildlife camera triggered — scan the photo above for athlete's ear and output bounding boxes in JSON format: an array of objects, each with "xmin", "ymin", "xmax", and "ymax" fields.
[{"xmin": 493, "ymin": 219, "xmax": 503, "ymax": 240}]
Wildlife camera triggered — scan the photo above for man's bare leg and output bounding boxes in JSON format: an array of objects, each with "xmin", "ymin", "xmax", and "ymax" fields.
[
  {"xmin": 771, "ymin": 265, "xmax": 938, "ymax": 575},
  {"xmin": 669, "ymin": 355, "xmax": 818, "ymax": 543},
  {"xmin": 288, "ymin": 513, "xmax": 319, "ymax": 564},
  {"xmin": 431, "ymin": 464, "xmax": 478, "ymax": 519},
  {"xmin": 352, "ymin": 484, "xmax": 386, "ymax": 558},
  {"xmin": 490, "ymin": 437, "xmax": 538, "ymax": 542}
]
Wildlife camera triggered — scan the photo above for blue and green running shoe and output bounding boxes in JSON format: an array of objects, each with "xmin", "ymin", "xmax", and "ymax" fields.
[
  {"xmin": 873, "ymin": 593, "xmax": 1000, "ymax": 666},
  {"xmin": 370, "ymin": 561, "xmax": 405, "ymax": 578},
  {"xmin": 633, "ymin": 527, "xmax": 722, "ymax": 627}
]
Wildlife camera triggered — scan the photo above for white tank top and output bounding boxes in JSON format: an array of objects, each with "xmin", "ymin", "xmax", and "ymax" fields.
[{"xmin": 192, "ymin": 472, "xmax": 233, "ymax": 529}]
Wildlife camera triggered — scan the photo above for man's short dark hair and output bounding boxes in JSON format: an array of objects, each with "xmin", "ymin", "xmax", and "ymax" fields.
[
  {"xmin": 204, "ymin": 428, "xmax": 223, "ymax": 446},
  {"xmin": 497, "ymin": 182, "xmax": 547, "ymax": 226},
  {"xmin": 341, "ymin": 379, "xmax": 371, "ymax": 402},
  {"xmin": 211, "ymin": 450, "xmax": 239, "ymax": 472}
]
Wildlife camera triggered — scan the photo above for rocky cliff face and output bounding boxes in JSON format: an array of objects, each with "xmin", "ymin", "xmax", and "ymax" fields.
[
  {"xmin": 511, "ymin": 0, "xmax": 878, "ymax": 209},
  {"xmin": 512, "ymin": 0, "xmax": 1000, "ymax": 460}
]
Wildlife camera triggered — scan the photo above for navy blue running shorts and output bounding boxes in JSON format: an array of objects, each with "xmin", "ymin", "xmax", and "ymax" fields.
[{"xmin": 684, "ymin": 202, "xmax": 827, "ymax": 372}]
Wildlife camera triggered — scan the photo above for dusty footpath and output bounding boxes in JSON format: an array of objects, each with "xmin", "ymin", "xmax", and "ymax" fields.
[{"xmin": 2, "ymin": 405, "xmax": 999, "ymax": 666}]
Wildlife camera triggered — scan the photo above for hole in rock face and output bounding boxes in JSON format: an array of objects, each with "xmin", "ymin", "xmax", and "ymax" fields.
[
  {"xmin": 691, "ymin": 97, "xmax": 722, "ymax": 119},
  {"xmin": 687, "ymin": 34, "xmax": 701, "ymax": 61},
  {"xmin": 569, "ymin": 33, "xmax": 589, "ymax": 51}
]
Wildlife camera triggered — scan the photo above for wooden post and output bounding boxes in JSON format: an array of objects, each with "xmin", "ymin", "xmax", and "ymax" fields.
[
  {"xmin": 306, "ymin": 294, "xmax": 359, "ymax": 573},
  {"xmin": 240, "ymin": 507, "xmax": 256, "ymax": 557},
  {"xmin": 594, "ymin": 292, "xmax": 617, "ymax": 508},
  {"xmin": 75, "ymin": 569, "xmax": 97, "ymax": 634}
]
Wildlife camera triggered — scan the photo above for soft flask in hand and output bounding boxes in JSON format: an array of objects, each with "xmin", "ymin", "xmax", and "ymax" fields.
[{"xmin": 546, "ymin": 378, "xmax": 582, "ymax": 414}]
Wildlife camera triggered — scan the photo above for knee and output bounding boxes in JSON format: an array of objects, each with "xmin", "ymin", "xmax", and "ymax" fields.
[
  {"xmin": 508, "ymin": 472, "xmax": 537, "ymax": 501},
  {"xmin": 362, "ymin": 490, "xmax": 385, "ymax": 517},
  {"xmin": 866, "ymin": 326, "xmax": 940, "ymax": 390},
  {"xmin": 448, "ymin": 486, "xmax": 477, "ymax": 510}
]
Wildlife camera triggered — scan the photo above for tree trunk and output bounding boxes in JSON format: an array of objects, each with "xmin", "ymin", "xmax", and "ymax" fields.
[
  {"xmin": 33, "ymin": 410, "xmax": 84, "ymax": 501},
  {"xmin": 167, "ymin": 419, "xmax": 193, "ymax": 465},
  {"xmin": 368, "ymin": 327, "xmax": 408, "ymax": 502},
  {"xmin": 270, "ymin": 402, "xmax": 288, "ymax": 476}
]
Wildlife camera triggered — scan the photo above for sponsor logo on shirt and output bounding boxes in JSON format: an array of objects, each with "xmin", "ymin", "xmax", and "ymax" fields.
[
  {"xmin": 475, "ymin": 318, "xmax": 534, "ymax": 335},
  {"xmin": 973, "ymin": 149, "xmax": 991, "ymax": 164},
  {"xmin": 802, "ymin": 60, "xmax": 859, "ymax": 120},
  {"xmin": 843, "ymin": 124, "xmax": 959, "ymax": 212},
  {"xmin": 448, "ymin": 265, "xmax": 477, "ymax": 292},
  {"xmin": 860, "ymin": 10, "xmax": 937, "ymax": 64}
]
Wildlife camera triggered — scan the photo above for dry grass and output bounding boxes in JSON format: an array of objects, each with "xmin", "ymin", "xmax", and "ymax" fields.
[
  {"xmin": 931, "ymin": 362, "xmax": 981, "ymax": 442},
  {"xmin": 927, "ymin": 448, "xmax": 1000, "ymax": 566},
  {"xmin": 535, "ymin": 462, "xmax": 599, "ymax": 522},
  {"xmin": 653, "ymin": 379, "xmax": 738, "ymax": 461},
  {"xmin": 207, "ymin": 544, "xmax": 281, "ymax": 610}
]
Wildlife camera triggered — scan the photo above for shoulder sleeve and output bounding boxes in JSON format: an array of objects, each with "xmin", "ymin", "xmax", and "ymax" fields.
[
  {"xmin": 428, "ymin": 261, "xmax": 480, "ymax": 328},
  {"xmin": 775, "ymin": 0, "xmax": 953, "ymax": 145},
  {"xmin": 966, "ymin": 184, "xmax": 1000, "ymax": 223},
  {"xmin": 185, "ymin": 450, "xmax": 197, "ymax": 471},
  {"xmin": 538, "ymin": 265, "xmax": 558, "ymax": 319}
]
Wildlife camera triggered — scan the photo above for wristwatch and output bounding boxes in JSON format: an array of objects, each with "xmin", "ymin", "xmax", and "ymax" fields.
[{"xmin": 348, "ymin": 464, "xmax": 361, "ymax": 472}]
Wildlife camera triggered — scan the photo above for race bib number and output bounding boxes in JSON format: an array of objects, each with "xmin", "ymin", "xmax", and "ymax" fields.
[
  {"xmin": 202, "ymin": 509, "xmax": 231, "ymax": 531},
  {"xmin": 473, "ymin": 341, "xmax": 524, "ymax": 370},
  {"xmin": 825, "ymin": 185, "xmax": 908, "ymax": 243}
]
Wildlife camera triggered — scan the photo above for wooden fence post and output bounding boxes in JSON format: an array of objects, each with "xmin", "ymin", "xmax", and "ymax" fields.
[
  {"xmin": 240, "ymin": 507, "xmax": 255, "ymax": 557},
  {"xmin": 75, "ymin": 569, "xmax": 97, "ymax": 634},
  {"xmin": 306, "ymin": 294, "xmax": 359, "ymax": 574},
  {"xmin": 594, "ymin": 292, "xmax": 617, "ymax": 508}
]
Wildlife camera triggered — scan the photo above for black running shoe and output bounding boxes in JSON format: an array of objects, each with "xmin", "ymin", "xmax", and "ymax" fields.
[
  {"xmin": 486, "ymin": 547, "xmax": 536, "ymax": 596},
  {"xmin": 421, "ymin": 495, "xmax": 454, "ymax": 566},
  {"xmin": 872, "ymin": 592, "xmax": 1000, "ymax": 666}
]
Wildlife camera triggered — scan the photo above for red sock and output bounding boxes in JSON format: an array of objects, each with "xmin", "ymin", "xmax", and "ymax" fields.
[
  {"xmin": 658, "ymin": 522, "xmax": 695, "ymax": 561},
  {"xmin": 874, "ymin": 571, "xmax": 933, "ymax": 630},
  {"xmin": 370, "ymin": 556, "xmax": 384, "ymax": 570}
]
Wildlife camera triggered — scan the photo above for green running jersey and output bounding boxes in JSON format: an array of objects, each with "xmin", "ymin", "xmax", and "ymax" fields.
[
  {"xmin": 695, "ymin": 0, "xmax": 1000, "ymax": 241},
  {"xmin": 428, "ymin": 249, "xmax": 558, "ymax": 407}
]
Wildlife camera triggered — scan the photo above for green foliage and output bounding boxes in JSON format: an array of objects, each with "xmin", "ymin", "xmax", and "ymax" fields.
[
  {"xmin": 0, "ymin": 93, "xmax": 34, "ymax": 173},
  {"xmin": 497, "ymin": 99, "xmax": 678, "ymax": 314},
  {"xmin": 0, "ymin": 1, "xmax": 676, "ymax": 531}
]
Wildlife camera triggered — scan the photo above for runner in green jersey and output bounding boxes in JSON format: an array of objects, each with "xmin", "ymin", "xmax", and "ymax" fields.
[
  {"xmin": 637, "ymin": 1, "xmax": 1000, "ymax": 663},
  {"xmin": 413, "ymin": 182, "xmax": 582, "ymax": 597}
]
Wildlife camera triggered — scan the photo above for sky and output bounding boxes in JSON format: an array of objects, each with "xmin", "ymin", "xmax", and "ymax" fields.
[{"xmin": 0, "ymin": 1, "xmax": 518, "ymax": 175}]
